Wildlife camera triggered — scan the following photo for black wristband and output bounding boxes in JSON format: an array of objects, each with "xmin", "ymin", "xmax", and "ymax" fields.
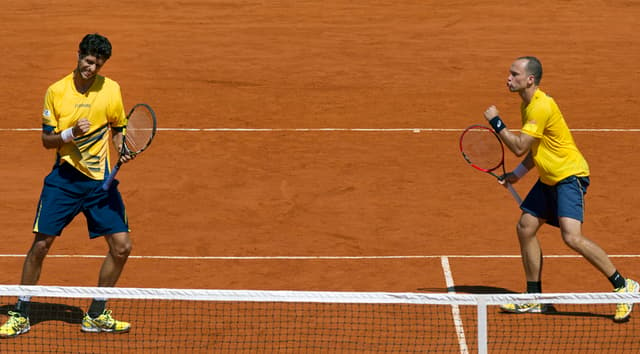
[{"xmin": 489, "ymin": 116, "xmax": 506, "ymax": 133}]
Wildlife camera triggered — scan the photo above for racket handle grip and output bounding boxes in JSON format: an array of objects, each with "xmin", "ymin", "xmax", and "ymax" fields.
[
  {"xmin": 505, "ymin": 182, "xmax": 522, "ymax": 205},
  {"xmin": 102, "ymin": 163, "xmax": 122, "ymax": 191}
]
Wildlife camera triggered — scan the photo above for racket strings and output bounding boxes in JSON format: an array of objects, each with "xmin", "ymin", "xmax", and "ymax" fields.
[
  {"xmin": 460, "ymin": 129, "xmax": 504, "ymax": 171},
  {"xmin": 124, "ymin": 108, "xmax": 155, "ymax": 154}
]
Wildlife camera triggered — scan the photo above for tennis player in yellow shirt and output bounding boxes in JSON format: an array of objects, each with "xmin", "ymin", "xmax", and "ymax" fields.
[
  {"xmin": 484, "ymin": 56, "xmax": 638, "ymax": 322},
  {"xmin": 0, "ymin": 33, "xmax": 133, "ymax": 338}
]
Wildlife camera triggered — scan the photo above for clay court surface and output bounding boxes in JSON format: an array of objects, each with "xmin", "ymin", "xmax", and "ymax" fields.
[{"xmin": 0, "ymin": 0, "xmax": 639, "ymax": 351}]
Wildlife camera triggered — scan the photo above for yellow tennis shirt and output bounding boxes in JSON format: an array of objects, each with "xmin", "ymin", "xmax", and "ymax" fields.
[
  {"xmin": 42, "ymin": 72, "xmax": 127, "ymax": 180},
  {"xmin": 520, "ymin": 89, "xmax": 589, "ymax": 185}
]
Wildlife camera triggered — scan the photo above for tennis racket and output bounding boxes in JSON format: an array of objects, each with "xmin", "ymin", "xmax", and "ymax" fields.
[
  {"xmin": 102, "ymin": 103, "xmax": 157, "ymax": 191},
  {"xmin": 459, "ymin": 124, "xmax": 522, "ymax": 204}
]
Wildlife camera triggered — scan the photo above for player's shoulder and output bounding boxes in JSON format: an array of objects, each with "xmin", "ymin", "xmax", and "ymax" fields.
[
  {"xmin": 99, "ymin": 75, "xmax": 122, "ymax": 91},
  {"xmin": 47, "ymin": 72, "xmax": 74, "ymax": 93},
  {"xmin": 100, "ymin": 74, "xmax": 120, "ymax": 86},
  {"xmin": 534, "ymin": 89, "xmax": 559, "ymax": 106},
  {"xmin": 530, "ymin": 89, "xmax": 557, "ymax": 110}
]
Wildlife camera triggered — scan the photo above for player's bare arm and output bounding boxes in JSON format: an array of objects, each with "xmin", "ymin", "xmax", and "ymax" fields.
[
  {"xmin": 483, "ymin": 105, "xmax": 535, "ymax": 156},
  {"xmin": 111, "ymin": 129, "xmax": 135, "ymax": 164},
  {"xmin": 41, "ymin": 118, "xmax": 90, "ymax": 149},
  {"xmin": 503, "ymin": 152, "xmax": 534, "ymax": 184}
]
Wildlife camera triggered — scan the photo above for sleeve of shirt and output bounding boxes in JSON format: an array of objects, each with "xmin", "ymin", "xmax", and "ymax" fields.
[
  {"xmin": 42, "ymin": 87, "xmax": 57, "ymax": 132},
  {"xmin": 109, "ymin": 83, "xmax": 127, "ymax": 128},
  {"xmin": 521, "ymin": 104, "xmax": 551, "ymax": 138}
]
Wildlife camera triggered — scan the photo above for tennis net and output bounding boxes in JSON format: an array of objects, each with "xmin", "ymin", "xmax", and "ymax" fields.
[{"xmin": 0, "ymin": 285, "xmax": 639, "ymax": 353}]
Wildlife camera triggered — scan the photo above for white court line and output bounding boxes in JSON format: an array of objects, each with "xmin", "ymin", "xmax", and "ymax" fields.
[
  {"xmin": 1, "ymin": 128, "xmax": 640, "ymax": 132},
  {"xmin": 0, "ymin": 127, "xmax": 457, "ymax": 132},
  {"xmin": 441, "ymin": 256, "xmax": 469, "ymax": 354},
  {"xmin": 0, "ymin": 254, "xmax": 638, "ymax": 260}
]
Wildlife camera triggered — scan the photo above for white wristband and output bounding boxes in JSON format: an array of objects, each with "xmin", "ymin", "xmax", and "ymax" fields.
[
  {"xmin": 512, "ymin": 163, "xmax": 529, "ymax": 178},
  {"xmin": 60, "ymin": 127, "xmax": 75, "ymax": 143}
]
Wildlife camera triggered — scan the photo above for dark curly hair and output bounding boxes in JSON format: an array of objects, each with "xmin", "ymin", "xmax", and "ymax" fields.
[{"xmin": 78, "ymin": 33, "xmax": 112, "ymax": 60}]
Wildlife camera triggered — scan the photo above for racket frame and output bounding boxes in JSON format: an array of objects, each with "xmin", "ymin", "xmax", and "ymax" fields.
[
  {"xmin": 459, "ymin": 124, "xmax": 522, "ymax": 204},
  {"xmin": 101, "ymin": 103, "xmax": 157, "ymax": 191}
]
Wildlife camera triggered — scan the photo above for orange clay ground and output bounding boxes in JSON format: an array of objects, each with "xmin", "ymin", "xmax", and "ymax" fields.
[{"xmin": 0, "ymin": 1, "xmax": 639, "ymax": 351}]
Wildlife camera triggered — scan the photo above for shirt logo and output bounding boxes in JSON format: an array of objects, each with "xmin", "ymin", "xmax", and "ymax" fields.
[{"xmin": 43, "ymin": 109, "xmax": 51, "ymax": 118}]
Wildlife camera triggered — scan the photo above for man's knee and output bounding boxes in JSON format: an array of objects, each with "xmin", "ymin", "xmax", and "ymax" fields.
[
  {"xmin": 559, "ymin": 217, "xmax": 584, "ymax": 250},
  {"xmin": 108, "ymin": 233, "xmax": 132, "ymax": 259},
  {"xmin": 560, "ymin": 230, "xmax": 583, "ymax": 250},
  {"xmin": 516, "ymin": 213, "xmax": 541, "ymax": 239},
  {"xmin": 28, "ymin": 234, "xmax": 55, "ymax": 260}
]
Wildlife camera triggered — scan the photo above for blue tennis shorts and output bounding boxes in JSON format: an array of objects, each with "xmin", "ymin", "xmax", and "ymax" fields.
[
  {"xmin": 32, "ymin": 162, "xmax": 129, "ymax": 238},
  {"xmin": 520, "ymin": 175, "xmax": 590, "ymax": 227}
]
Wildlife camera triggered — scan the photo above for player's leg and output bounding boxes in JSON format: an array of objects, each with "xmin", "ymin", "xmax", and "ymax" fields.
[
  {"xmin": 555, "ymin": 176, "xmax": 620, "ymax": 278},
  {"xmin": 517, "ymin": 179, "xmax": 555, "ymax": 290},
  {"xmin": 0, "ymin": 234, "xmax": 54, "ymax": 338},
  {"xmin": 500, "ymin": 213, "xmax": 549, "ymax": 314},
  {"xmin": 559, "ymin": 214, "xmax": 639, "ymax": 322},
  {"xmin": 557, "ymin": 176, "xmax": 639, "ymax": 322},
  {"xmin": 98, "ymin": 232, "xmax": 132, "ymax": 288},
  {"xmin": 81, "ymin": 232, "xmax": 132, "ymax": 333},
  {"xmin": 500, "ymin": 180, "xmax": 551, "ymax": 314},
  {"xmin": 0, "ymin": 234, "xmax": 58, "ymax": 338},
  {"xmin": 559, "ymin": 217, "xmax": 616, "ymax": 277},
  {"xmin": 21, "ymin": 233, "xmax": 57, "ymax": 285},
  {"xmin": 517, "ymin": 213, "xmax": 545, "ymax": 284},
  {"xmin": 84, "ymin": 183, "xmax": 131, "ymax": 289},
  {"xmin": 1, "ymin": 165, "xmax": 85, "ymax": 338},
  {"xmin": 81, "ymin": 183, "xmax": 131, "ymax": 333}
]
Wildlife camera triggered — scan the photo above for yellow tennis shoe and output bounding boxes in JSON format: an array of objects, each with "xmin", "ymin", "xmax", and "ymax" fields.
[
  {"xmin": 81, "ymin": 310, "xmax": 131, "ymax": 333},
  {"xmin": 0, "ymin": 311, "xmax": 30, "ymax": 338},
  {"xmin": 614, "ymin": 278, "xmax": 640, "ymax": 322}
]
